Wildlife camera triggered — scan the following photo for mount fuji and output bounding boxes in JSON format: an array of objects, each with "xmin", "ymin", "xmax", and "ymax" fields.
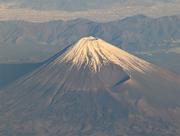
[{"xmin": 0, "ymin": 36, "xmax": 180, "ymax": 136}]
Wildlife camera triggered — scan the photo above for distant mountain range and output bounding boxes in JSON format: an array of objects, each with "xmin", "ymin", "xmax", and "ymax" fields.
[
  {"xmin": 0, "ymin": 15, "xmax": 180, "ymax": 62},
  {"xmin": 0, "ymin": 37, "xmax": 180, "ymax": 136}
]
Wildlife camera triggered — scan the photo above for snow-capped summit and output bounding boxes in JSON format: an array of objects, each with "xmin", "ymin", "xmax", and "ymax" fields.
[{"xmin": 57, "ymin": 36, "xmax": 153, "ymax": 73}]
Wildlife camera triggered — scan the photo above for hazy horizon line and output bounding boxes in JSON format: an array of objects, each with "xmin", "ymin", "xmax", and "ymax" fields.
[{"xmin": 0, "ymin": 1, "xmax": 180, "ymax": 22}]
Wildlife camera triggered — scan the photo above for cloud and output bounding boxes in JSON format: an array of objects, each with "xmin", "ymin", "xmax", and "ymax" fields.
[{"xmin": 0, "ymin": 1, "xmax": 179, "ymax": 22}]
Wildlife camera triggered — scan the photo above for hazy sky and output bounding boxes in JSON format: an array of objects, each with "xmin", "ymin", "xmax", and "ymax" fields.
[{"xmin": 0, "ymin": 0, "xmax": 179, "ymax": 22}]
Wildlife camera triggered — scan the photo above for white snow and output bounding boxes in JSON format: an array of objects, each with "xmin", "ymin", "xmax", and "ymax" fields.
[{"xmin": 58, "ymin": 36, "xmax": 153, "ymax": 73}]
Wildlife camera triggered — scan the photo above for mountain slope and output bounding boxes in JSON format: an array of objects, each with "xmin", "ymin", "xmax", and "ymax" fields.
[{"xmin": 0, "ymin": 37, "xmax": 180, "ymax": 136}]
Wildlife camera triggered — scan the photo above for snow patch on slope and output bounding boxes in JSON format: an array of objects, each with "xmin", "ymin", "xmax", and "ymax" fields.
[{"xmin": 59, "ymin": 36, "xmax": 153, "ymax": 73}]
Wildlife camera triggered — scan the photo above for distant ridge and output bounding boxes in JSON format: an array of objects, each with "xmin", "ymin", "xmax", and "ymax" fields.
[{"xmin": 1, "ymin": 15, "xmax": 180, "ymax": 63}]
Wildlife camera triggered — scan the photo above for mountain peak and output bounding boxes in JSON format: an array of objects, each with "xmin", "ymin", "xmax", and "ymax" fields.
[
  {"xmin": 59, "ymin": 36, "xmax": 152, "ymax": 73},
  {"xmin": 80, "ymin": 36, "xmax": 98, "ymax": 41},
  {"xmin": 60, "ymin": 36, "xmax": 108, "ymax": 72}
]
